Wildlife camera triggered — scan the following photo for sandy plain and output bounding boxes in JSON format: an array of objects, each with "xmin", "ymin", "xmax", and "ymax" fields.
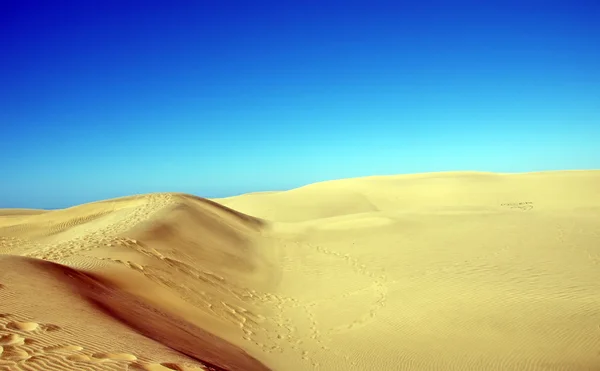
[{"xmin": 0, "ymin": 170, "xmax": 599, "ymax": 371}]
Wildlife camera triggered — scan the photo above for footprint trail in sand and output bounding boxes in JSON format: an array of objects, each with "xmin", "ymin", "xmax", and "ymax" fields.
[{"xmin": 1, "ymin": 171, "xmax": 600, "ymax": 370}]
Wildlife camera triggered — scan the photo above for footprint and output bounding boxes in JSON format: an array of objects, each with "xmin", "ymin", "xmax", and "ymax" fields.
[
  {"xmin": 23, "ymin": 338, "xmax": 36, "ymax": 345},
  {"xmin": 0, "ymin": 334, "xmax": 25, "ymax": 346},
  {"xmin": 66, "ymin": 354, "xmax": 92, "ymax": 362},
  {"xmin": 127, "ymin": 261, "xmax": 145, "ymax": 272},
  {"xmin": 67, "ymin": 354, "xmax": 110, "ymax": 364},
  {"xmin": 92, "ymin": 352, "xmax": 137, "ymax": 361},
  {"xmin": 0, "ymin": 346, "xmax": 30, "ymax": 361},
  {"xmin": 6, "ymin": 321, "xmax": 39, "ymax": 332},
  {"xmin": 39, "ymin": 323, "xmax": 61, "ymax": 332}
]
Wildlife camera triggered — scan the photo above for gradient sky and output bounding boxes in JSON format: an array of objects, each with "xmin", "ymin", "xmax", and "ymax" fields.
[{"xmin": 1, "ymin": 1, "xmax": 599, "ymax": 208}]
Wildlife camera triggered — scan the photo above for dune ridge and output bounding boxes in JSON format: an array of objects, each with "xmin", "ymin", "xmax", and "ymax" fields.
[
  {"xmin": 1, "ymin": 170, "xmax": 600, "ymax": 370},
  {"xmin": 1, "ymin": 193, "xmax": 275, "ymax": 371}
]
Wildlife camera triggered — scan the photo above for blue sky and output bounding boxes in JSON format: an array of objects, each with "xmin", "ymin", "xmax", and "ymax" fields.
[{"xmin": 1, "ymin": 1, "xmax": 599, "ymax": 208}]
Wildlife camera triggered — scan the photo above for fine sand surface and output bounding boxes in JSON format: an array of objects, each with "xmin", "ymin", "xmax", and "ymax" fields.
[{"xmin": 1, "ymin": 171, "xmax": 600, "ymax": 371}]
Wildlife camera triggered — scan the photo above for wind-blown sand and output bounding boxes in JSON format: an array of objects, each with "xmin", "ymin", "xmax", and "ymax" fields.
[{"xmin": 1, "ymin": 171, "xmax": 599, "ymax": 371}]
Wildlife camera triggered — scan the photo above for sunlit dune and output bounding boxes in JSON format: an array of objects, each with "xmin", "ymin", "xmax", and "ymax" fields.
[{"xmin": 1, "ymin": 170, "xmax": 599, "ymax": 370}]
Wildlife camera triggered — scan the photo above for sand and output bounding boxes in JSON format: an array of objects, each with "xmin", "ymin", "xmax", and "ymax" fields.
[{"xmin": 1, "ymin": 170, "xmax": 599, "ymax": 371}]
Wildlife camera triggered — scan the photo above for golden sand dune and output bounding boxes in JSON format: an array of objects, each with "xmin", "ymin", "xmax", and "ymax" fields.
[
  {"xmin": 0, "ymin": 194, "xmax": 273, "ymax": 371},
  {"xmin": 1, "ymin": 171, "xmax": 600, "ymax": 370}
]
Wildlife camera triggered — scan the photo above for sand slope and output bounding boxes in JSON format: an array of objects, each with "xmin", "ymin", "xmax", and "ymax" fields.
[
  {"xmin": 0, "ymin": 193, "xmax": 274, "ymax": 371},
  {"xmin": 1, "ymin": 171, "xmax": 600, "ymax": 370}
]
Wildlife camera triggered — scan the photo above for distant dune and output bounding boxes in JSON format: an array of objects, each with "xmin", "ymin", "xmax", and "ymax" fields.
[
  {"xmin": 0, "ymin": 209, "xmax": 50, "ymax": 216},
  {"xmin": 1, "ymin": 171, "xmax": 600, "ymax": 370}
]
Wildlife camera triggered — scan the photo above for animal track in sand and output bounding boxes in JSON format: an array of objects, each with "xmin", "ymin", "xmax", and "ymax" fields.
[
  {"xmin": 104, "ymin": 241, "xmax": 265, "ymax": 330},
  {"xmin": 138, "ymin": 269, "xmax": 265, "ymax": 339},
  {"xmin": 500, "ymin": 201, "xmax": 534, "ymax": 211},
  {"xmin": 133, "ymin": 255, "xmax": 270, "ymax": 340},
  {"xmin": 117, "ymin": 239, "xmax": 166, "ymax": 261},
  {"xmin": 310, "ymin": 242, "xmax": 388, "ymax": 281},
  {"xmin": 0, "ymin": 237, "xmax": 33, "ymax": 253},
  {"xmin": 257, "ymin": 239, "xmax": 388, "ymax": 367},
  {"xmin": 109, "ymin": 257, "xmax": 147, "ymax": 272},
  {"xmin": 329, "ymin": 281, "xmax": 388, "ymax": 334},
  {"xmin": 302, "ymin": 306, "xmax": 329, "ymax": 350},
  {"xmin": 305, "ymin": 242, "xmax": 390, "ymax": 335}
]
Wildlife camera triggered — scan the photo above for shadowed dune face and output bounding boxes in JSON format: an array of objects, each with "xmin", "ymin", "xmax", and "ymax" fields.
[
  {"xmin": 175, "ymin": 193, "xmax": 266, "ymax": 230},
  {"xmin": 128, "ymin": 202, "xmax": 258, "ymax": 274},
  {"xmin": 1, "ymin": 254, "xmax": 208, "ymax": 370},
  {"xmin": 121, "ymin": 197, "xmax": 280, "ymax": 311},
  {"xmin": 0, "ymin": 193, "xmax": 275, "ymax": 371},
  {"xmin": 25, "ymin": 257, "xmax": 271, "ymax": 371}
]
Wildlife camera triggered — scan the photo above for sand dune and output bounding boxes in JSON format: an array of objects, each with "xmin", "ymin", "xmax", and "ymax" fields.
[{"xmin": 1, "ymin": 171, "xmax": 600, "ymax": 370}]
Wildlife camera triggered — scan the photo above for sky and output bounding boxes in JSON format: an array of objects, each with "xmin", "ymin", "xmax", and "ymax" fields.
[{"xmin": 1, "ymin": 0, "xmax": 599, "ymax": 208}]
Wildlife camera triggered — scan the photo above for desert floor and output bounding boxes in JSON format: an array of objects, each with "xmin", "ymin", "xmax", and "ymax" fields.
[{"xmin": 1, "ymin": 171, "xmax": 599, "ymax": 371}]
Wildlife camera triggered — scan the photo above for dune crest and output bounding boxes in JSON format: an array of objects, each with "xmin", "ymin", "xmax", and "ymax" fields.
[{"xmin": 0, "ymin": 193, "xmax": 274, "ymax": 370}]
